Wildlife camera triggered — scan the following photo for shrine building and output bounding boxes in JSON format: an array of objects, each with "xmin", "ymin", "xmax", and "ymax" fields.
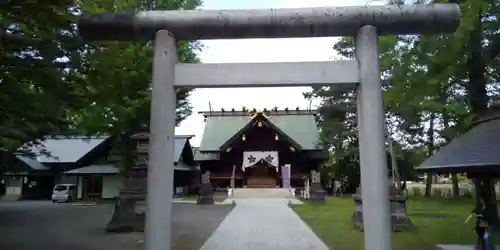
[{"xmin": 194, "ymin": 108, "xmax": 328, "ymax": 188}]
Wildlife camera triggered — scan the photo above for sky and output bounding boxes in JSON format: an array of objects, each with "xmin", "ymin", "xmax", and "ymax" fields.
[{"xmin": 174, "ymin": 0, "xmax": 372, "ymax": 146}]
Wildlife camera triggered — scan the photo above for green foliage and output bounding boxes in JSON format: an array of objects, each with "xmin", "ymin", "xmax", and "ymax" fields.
[
  {"xmin": 0, "ymin": 0, "xmax": 202, "ymax": 172},
  {"xmin": 0, "ymin": 0, "xmax": 87, "ymax": 149},
  {"xmin": 307, "ymin": 0, "xmax": 500, "ymax": 189},
  {"xmin": 69, "ymin": 0, "xmax": 203, "ymax": 170},
  {"xmin": 72, "ymin": 0, "xmax": 201, "ymax": 135}
]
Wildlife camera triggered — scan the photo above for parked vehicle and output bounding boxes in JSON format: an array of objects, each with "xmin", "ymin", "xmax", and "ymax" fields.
[{"xmin": 51, "ymin": 184, "xmax": 77, "ymax": 203}]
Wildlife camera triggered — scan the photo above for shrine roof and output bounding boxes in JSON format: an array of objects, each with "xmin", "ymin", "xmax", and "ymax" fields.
[
  {"xmin": 197, "ymin": 109, "xmax": 320, "ymax": 151},
  {"xmin": 416, "ymin": 116, "xmax": 500, "ymax": 172}
]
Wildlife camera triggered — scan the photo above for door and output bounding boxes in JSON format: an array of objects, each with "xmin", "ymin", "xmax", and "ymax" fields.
[
  {"xmin": 247, "ymin": 163, "xmax": 276, "ymax": 188},
  {"xmin": 252, "ymin": 164, "xmax": 269, "ymax": 178},
  {"xmin": 83, "ymin": 176, "xmax": 103, "ymax": 200},
  {"xmin": 5, "ymin": 177, "xmax": 22, "ymax": 195}
]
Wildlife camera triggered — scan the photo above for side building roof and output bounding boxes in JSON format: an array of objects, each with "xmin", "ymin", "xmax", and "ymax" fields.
[
  {"xmin": 197, "ymin": 109, "xmax": 320, "ymax": 152},
  {"xmin": 416, "ymin": 117, "xmax": 500, "ymax": 172},
  {"xmin": 18, "ymin": 136, "xmax": 110, "ymax": 164},
  {"xmin": 6, "ymin": 135, "xmax": 111, "ymax": 173}
]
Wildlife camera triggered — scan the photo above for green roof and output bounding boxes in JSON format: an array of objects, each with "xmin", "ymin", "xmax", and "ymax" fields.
[{"xmin": 198, "ymin": 110, "xmax": 320, "ymax": 151}]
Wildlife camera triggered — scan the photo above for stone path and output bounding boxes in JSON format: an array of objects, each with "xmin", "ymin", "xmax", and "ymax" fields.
[
  {"xmin": 221, "ymin": 197, "xmax": 304, "ymax": 205},
  {"xmin": 199, "ymin": 198, "xmax": 330, "ymax": 250},
  {"xmin": 438, "ymin": 244, "xmax": 500, "ymax": 250}
]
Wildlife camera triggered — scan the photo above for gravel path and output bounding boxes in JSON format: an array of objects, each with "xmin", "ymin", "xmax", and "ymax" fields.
[
  {"xmin": 199, "ymin": 198, "xmax": 330, "ymax": 250},
  {"xmin": 0, "ymin": 201, "xmax": 233, "ymax": 250}
]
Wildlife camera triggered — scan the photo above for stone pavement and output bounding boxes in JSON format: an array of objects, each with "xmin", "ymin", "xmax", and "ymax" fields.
[
  {"xmin": 221, "ymin": 197, "xmax": 304, "ymax": 205},
  {"xmin": 438, "ymin": 245, "xmax": 500, "ymax": 250},
  {"xmin": 199, "ymin": 198, "xmax": 330, "ymax": 250},
  {"xmin": 0, "ymin": 201, "xmax": 233, "ymax": 250}
]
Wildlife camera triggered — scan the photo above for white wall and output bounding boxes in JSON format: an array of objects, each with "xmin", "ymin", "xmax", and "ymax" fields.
[
  {"xmin": 102, "ymin": 175, "xmax": 123, "ymax": 199},
  {"xmin": 60, "ymin": 174, "xmax": 123, "ymax": 200}
]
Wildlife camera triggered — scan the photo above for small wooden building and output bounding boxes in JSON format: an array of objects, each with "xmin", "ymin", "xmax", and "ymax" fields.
[{"xmin": 194, "ymin": 108, "xmax": 328, "ymax": 189}]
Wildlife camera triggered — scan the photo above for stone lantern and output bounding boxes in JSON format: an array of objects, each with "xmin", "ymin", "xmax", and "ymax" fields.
[{"xmin": 352, "ymin": 183, "xmax": 413, "ymax": 232}]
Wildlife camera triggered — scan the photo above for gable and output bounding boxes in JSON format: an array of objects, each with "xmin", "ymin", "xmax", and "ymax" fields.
[
  {"xmin": 198, "ymin": 111, "xmax": 320, "ymax": 151},
  {"xmin": 15, "ymin": 155, "xmax": 50, "ymax": 170},
  {"xmin": 1, "ymin": 150, "xmax": 50, "ymax": 172},
  {"xmin": 174, "ymin": 136, "xmax": 195, "ymax": 165},
  {"xmin": 220, "ymin": 113, "xmax": 302, "ymax": 150}
]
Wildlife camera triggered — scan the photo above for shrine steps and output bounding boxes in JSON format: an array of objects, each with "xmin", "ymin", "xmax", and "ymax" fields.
[{"xmin": 230, "ymin": 188, "xmax": 295, "ymax": 199}]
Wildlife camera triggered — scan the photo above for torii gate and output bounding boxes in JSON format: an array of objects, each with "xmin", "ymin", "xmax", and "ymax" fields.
[{"xmin": 78, "ymin": 4, "xmax": 460, "ymax": 250}]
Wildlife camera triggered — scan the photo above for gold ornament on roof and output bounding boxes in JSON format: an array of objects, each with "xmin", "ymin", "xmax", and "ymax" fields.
[{"xmin": 250, "ymin": 109, "xmax": 269, "ymax": 119}]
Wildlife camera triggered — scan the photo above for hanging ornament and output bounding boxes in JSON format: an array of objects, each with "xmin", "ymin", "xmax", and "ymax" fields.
[
  {"xmin": 242, "ymin": 134, "xmax": 246, "ymax": 141},
  {"xmin": 275, "ymin": 134, "xmax": 279, "ymax": 140}
]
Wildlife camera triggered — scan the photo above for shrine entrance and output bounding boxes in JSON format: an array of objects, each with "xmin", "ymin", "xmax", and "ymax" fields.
[
  {"xmin": 242, "ymin": 151, "xmax": 279, "ymax": 188},
  {"xmin": 245, "ymin": 161, "xmax": 279, "ymax": 188},
  {"xmin": 78, "ymin": 5, "xmax": 460, "ymax": 250}
]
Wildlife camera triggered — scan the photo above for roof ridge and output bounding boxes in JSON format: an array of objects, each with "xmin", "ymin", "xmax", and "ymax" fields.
[
  {"xmin": 200, "ymin": 109, "xmax": 318, "ymax": 117},
  {"xmin": 44, "ymin": 135, "xmax": 110, "ymax": 139},
  {"xmin": 130, "ymin": 133, "xmax": 194, "ymax": 139}
]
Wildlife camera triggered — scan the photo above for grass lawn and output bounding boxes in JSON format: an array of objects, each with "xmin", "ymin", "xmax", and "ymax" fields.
[
  {"xmin": 183, "ymin": 195, "xmax": 227, "ymax": 203},
  {"xmin": 292, "ymin": 197, "xmax": 500, "ymax": 250}
]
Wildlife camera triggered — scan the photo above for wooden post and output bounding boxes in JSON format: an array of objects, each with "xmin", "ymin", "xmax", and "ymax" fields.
[{"xmin": 230, "ymin": 165, "xmax": 236, "ymax": 195}]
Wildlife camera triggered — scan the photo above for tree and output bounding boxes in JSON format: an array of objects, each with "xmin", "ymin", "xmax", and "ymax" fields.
[
  {"xmin": 0, "ymin": 0, "xmax": 88, "ymax": 151},
  {"xmin": 71, "ymin": 0, "xmax": 201, "ymax": 169},
  {"xmin": 306, "ymin": 0, "xmax": 500, "ymax": 199},
  {"xmin": 69, "ymin": 0, "xmax": 202, "ymax": 232}
]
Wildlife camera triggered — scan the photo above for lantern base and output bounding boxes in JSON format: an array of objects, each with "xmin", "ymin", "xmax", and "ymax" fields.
[{"xmin": 351, "ymin": 186, "xmax": 414, "ymax": 232}]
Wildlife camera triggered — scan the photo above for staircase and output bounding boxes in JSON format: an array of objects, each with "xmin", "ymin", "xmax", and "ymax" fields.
[{"xmin": 231, "ymin": 188, "xmax": 294, "ymax": 198}]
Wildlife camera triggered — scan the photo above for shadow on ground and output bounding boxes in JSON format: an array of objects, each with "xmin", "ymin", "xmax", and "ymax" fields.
[{"xmin": 0, "ymin": 201, "xmax": 233, "ymax": 250}]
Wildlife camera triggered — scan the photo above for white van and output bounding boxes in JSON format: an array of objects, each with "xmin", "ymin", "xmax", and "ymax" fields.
[{"xmin": 51, "ymin": 184, "xmax": 77, "ymax": 203}]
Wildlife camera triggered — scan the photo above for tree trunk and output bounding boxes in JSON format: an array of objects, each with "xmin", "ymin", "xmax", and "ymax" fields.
[
  {"xmin": 106, "ymin": 132, "xmax": 145, "ymax": 232},
  {"xmin": 106, "ymin": 199, "xmax": 145, "ymax": 232},
  {"xmin": 466, "ymin": 11, "xmax": 499, "ymax": 227},
  {"xmin": 451, "ymin": 174, "xmax": 459, "ymax": 198},
  {"xmin": 442, "ymin": 111, "xmax": 460, "ymax": 198},
  {"xmin": 425, "ymin": 113, "xmax": 435, "ymax": 197}
]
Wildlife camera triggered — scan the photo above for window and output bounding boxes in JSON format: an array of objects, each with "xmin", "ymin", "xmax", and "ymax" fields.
[{"xmin": 54, "ymin": 185, "xmax": 68, "ymax": 191}]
